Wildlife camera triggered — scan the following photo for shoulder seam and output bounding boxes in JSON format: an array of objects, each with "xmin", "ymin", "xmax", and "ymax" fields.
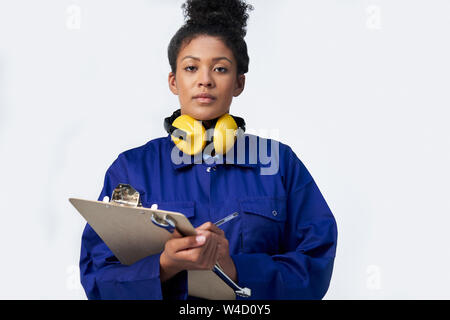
[{"xmin": 288, "ymin": 178, "xmax": 314, "ymax": 196}]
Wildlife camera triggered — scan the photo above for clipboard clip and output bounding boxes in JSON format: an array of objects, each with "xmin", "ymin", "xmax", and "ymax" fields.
[{"xmin": 110, "ymin": 184, "xmax": 143, "ymax": 207}]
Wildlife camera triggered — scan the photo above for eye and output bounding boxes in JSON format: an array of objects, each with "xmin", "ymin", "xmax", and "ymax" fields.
[
  {"xmin": 184, "ymin": 66, "xmax": 228, "ymax": 73},
  {"xmin": 215, "ymin": 67, "xmax": 228, "ymax": 73},
  {"xmin": 184, "ymin": 66, "xmax": 197, "ymax": 72}
]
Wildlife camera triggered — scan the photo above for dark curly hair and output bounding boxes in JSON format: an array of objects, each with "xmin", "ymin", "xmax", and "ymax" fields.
[{"xmin": 168, "ymin": 0, "xmax": 254, "ymax": 77}]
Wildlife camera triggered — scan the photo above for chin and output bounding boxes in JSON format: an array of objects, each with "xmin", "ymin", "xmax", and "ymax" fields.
[{"xmin": 185, "ymin": 105, "xmax": 229, "ymax": 121}]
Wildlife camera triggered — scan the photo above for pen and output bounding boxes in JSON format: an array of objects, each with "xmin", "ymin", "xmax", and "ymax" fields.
[
  {"xmin": 213, "ymin": 211, "xmax": 250, "ymax": 297},
  {"xmin": 214, "ymin": 212, "xmax": 239, "ymax": 227}
]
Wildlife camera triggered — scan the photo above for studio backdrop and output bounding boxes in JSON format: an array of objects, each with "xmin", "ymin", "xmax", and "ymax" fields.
[{"xmin": 0, "ymin": 0, "xmax": 449, "ymax": 299}]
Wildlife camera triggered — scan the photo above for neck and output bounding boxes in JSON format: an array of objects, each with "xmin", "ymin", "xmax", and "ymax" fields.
[{"xmin": 202, "ymin": 118, "xmax": 218, "ymax": 130}]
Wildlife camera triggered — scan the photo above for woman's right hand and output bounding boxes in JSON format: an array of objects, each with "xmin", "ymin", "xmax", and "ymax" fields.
[{"xmin": 159, "ymin": 229, "xmax": 221, "ymax": 282}]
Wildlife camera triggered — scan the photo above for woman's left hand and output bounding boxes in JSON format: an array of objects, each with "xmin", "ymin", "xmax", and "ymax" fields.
[{"xmin": 195, "ymin": 222, "xmax": 237, "ymax": 282}]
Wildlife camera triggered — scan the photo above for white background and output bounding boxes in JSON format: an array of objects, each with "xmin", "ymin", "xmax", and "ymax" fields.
[{"xmin": 0, "ymin": 0, "xmax": 449, "ymax": 299}]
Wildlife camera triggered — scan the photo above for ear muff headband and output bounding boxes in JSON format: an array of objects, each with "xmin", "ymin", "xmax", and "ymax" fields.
[{"xmin": 164, "ymin": 109, "xmax": 246, "ymax": 156}]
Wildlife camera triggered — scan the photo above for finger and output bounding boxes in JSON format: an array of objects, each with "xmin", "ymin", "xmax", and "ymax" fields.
[
  {"xmin": 169, "ymin": 234, "xmax": 206, "ymax": 253},
  {"xmin": 175, "ymin": 243, "xmax": 209, "ymax": 269},
  {"xmin": 196, "ymin": 222, "xmax": 225, "ymax": 237},
  {"xmin": 191, "ymin": 230, "xmax": 215, "ymax": 268},
  {"xmin": 214, "ymin": 244, "xmax": 221, "ymax": 264},
  {"xmin": 175, "ymin": 246, "xmax": 201, "ymax": 266},
  {"xmin": 200, "ymin": 230, "xmax": 227, "ymax": 257},
  {"xmin": 216, "ymin": 241, "xmax": 225, "ymax": 256},
  {"xmin": 197, "ymin": 230, "xmax": 213, "ymax": 254},
  {"xmin": 210, "ymin": 239, "xmax": 221, "ymax": 269},
  {"xmin": 204, "ymin": 233, "xmax": 220, "ymax": 269},
  {"xmin": 202, "ymin": 241, "xmax": 216, "ymax": 269}
]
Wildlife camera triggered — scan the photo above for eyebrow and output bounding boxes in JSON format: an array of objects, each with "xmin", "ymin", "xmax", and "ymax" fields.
[{"xmin": 181, "ymin": 55, "xmax": 233, "ymax": 64}]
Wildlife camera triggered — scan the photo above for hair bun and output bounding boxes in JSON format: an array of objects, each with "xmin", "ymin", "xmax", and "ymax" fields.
[{"xmin": 182, "ymin": 0, "xmax": 254, "ymax": 38}]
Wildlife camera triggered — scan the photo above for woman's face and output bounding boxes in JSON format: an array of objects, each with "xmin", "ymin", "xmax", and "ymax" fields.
[{"xmin": 168, "ymin": 35, "xmax": 245, "ymax": 121}]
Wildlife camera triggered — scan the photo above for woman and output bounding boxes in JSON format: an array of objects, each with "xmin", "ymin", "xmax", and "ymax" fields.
[{"xmin": 80, "ymin": 0, "xmax": 337, "ymax": 300}]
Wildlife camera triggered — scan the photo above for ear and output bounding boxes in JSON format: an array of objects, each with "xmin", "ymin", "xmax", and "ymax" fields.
[
  {"xmin": 233, "ymin": 74, "xmax": 246, "ymax": 97},
  {"xmin": 168, "ymin": 72, "xmax": 178, "ymax": 95}
]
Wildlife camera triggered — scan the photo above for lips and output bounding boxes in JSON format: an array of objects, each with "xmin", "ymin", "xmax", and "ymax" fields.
[
  {"xmin": 193, "ymin": 93, "xmax": 216, "ymax": 99},
  {"xmin": 193, "ymin": 93, "xmax": 216, "ymax": 104}
]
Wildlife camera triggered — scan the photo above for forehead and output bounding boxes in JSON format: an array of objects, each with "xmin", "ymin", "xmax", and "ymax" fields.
[{"xmin": 178, "ymin": 35, "xmax": 234, "ymax": 63}]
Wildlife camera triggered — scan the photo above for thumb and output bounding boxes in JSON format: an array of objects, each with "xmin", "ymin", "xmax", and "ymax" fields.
[
  {"xmin": 171, "ymin": 229, "xmax": 183, "ymax": 239},
  {"xmin": 172, "ymin": 234, "xmax": 206, "ymax": 252}
]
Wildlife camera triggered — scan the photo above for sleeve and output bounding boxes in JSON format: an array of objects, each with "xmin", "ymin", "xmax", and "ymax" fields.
[
  {"xmin": 230, "ymin": 146, "xmax": 338, "ymax": 299},
  {"xmin": 79, "ymin": 154, "xmax": 188, "ymax": 300}
]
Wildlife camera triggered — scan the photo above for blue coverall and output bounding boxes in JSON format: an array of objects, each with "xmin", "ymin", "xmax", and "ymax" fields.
[{"xmin": 79, "ymin": 133, "xmax": 338, "ymax": 299}]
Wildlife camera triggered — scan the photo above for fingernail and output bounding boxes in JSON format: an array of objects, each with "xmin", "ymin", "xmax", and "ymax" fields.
[{"xmin": 196, "ymin": 235, "xmax": 206, "ymax": 244}]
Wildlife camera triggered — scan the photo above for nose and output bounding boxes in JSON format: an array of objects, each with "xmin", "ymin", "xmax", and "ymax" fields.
[{"xmin": 197, "ymin": 69, "xmax": 214, "ymax": 88}]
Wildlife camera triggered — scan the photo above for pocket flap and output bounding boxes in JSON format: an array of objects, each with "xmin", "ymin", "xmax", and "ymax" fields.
[
  {"xmin": 147, "ymin": 200, "xmax": 195, "ymax": 218},
  {"xmin": 239, "ymin": 196, "xmax": 287, "ymax": 222}
]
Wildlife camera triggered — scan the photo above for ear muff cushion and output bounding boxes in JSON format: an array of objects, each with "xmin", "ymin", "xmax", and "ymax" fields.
[
  {"xmin": 213, "ymin": 113, "xmax": 238, "ymax": 155},
  {"xmin": 171, "ymin": 114, "xmax": 206, "ymax": 156}
]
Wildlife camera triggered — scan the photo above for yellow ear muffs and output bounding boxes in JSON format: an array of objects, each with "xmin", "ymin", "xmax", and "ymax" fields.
[
  {"xmin": 164, "ymin": 109, "xmax": 246, "ymax": 156},
  {"xmin": 171, "ymin": 114, "xmax": 206, "ymax": 156},
  {"xmin": 213, "ymin": 113, "xmax": 238, "ymax": 155}
]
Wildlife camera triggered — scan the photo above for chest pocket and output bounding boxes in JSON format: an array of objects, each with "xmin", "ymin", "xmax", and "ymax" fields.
[
  {"xmin": 238, "ymin": 196, "xmax": 287, "ymax": 255},
  {"xmin": 144, "ymin": 200, "xmax": 195, "ymax": 219}
]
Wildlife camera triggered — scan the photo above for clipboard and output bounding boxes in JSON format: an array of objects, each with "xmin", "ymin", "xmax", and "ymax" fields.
[{"xmin": 69, "ymin": 197, "xmax": 237, "ymax": 300}]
